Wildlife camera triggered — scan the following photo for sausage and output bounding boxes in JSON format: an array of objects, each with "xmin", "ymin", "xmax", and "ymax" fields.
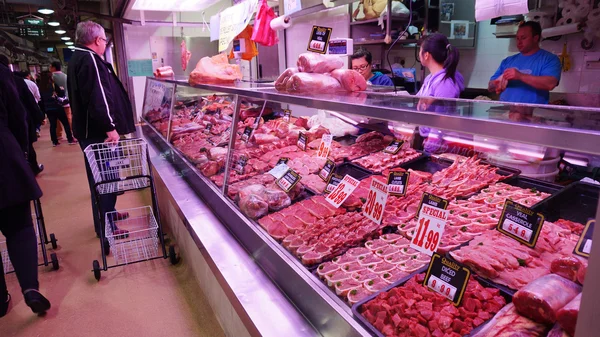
[
  {"xmin": 557, "ymin": 293, "xmax": 581, "ymax": 336},
  {"xmin": 330, "ymin": 69, "xmax": 367, "ymax": 92},
  {"xmin": 513, "ymin": 274, "xmax": 581, "ymax": 324}
]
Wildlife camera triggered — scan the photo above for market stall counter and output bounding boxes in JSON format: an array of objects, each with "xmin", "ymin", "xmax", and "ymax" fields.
[{"xmin": 140, "ymin": 77, "xmax": 600, "ymax": 337}]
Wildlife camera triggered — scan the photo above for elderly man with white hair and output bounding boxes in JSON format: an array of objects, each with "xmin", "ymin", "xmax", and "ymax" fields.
[{"xmin": 67, "ymin": 21, "xmax": 136, "ymax": 238}]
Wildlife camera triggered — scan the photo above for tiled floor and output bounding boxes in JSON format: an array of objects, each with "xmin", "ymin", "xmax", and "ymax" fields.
[{"xmin": 0, "ymin": 128, "xmax": 225, "ymax": 337}]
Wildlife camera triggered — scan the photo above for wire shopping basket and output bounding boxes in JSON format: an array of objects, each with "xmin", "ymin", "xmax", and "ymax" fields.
[
  {"xmin": 83, "ymin": 139, "xmax": 152, "ymax": 195},
  {"xmin": 104, "ymin": 206, "xmax": 160, "ymax": 266}
]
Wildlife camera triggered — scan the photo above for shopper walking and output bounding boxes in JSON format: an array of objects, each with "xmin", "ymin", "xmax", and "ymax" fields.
[
  {"xmin": 50, "ymin": 61, "xmax": 72, "ymax": 138},
  {"xmin": 0, "ymin": 56, "xmax": 51, "ymax": 318},
  {"xmin": 13, "ymin": 71, "xmax": 45, "ymax": 175},
  {"xmin": 68, "ymin": 21, "xmax": 136, "ymax": 237},
  {"xmin": 38, "ymin": 71, "xmax": 75, "ymax": 146}
]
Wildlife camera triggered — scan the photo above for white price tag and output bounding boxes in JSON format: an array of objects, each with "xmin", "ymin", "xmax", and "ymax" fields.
[
  {"xmin": 316, "ymin": 134, "xmax": 333, "ymax": 158},
  {"xmin": 583, "ymin": 239, "xmax": 592, "ymax": 254},
  {"xmin": 410, "ymin": 204, "xmax": 448, "ymax": 256},
  {"xmin": 107, "ymin": 158, "xmax": 130, "ymax": 168},
  {"xmin": 325, "ymin": 175, "xmax": 360, "ymax": 208},
  {"xmin": 363, "ymin": 179, "xmax": 388, "ymax": 225},
  {"xmin": 427, "ymin": 275, "xmax": 457, "ymax": 301},
  {"xmin": 501, "ymin": 218, "xmax": 533, "ymax": 242},
  {"xmin": 269, "ymin": 163, "xmax": 290, "ymax": 179}
]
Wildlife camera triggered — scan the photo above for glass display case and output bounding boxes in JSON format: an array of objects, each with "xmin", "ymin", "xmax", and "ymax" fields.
[{"xmin": 141, "ymin": 77, "xmax": 600, "ymax": 337}]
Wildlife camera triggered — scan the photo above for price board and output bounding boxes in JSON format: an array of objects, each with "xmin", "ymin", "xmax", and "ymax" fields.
[
  {"xmin": 276, "ymin": 169, "xmax": 302, "ymax": 193},
  {"xmin": 363, "ymin": 179, "xmax": 389, "ymax": 225},
  {"xmin": 424, "ymin": 253, "xmax": 471, "ymax": 306},
  {"xmin": 324, "ymin": 174, "xmax": 342, "ymax": 194},
  {"xmin": 297, "ymin": 132, "xmax": 307, "ymax": 151},
  {"xmin": 317, "ymin": 134, "xmax": 333, "ymax": 158},
  {"xmin": 383, "ymin": 139, "xmax": 405, "ymax": 154},
  {"xmin": 234, "ymin": 156, "xmax": 248, "ymax": 175},
  {"xmin": 410, "ymin": 193, "xmax": 449, "ymax": 256},
  {"xmin": 307, "ymin": 26, "xmax": 332, "ymax": 54},
  {"xmin": 326, "ymin": 175, "xmax": 359, "ymax": 208},
  {"xmin": 240, "ymin": 126, "xmax": 253, "ymax": 142},
  {"xmin": 204, "ymin": 123, "xmax": 213, "ymax": 135},
  {"xmin": 269, "ymin": 163, "xmax": 290, "ymax": 179},
  {"xmin": 387, "ymin": 171, "xmax": 410, "ymax": 197},
  {"xmin": 574, "ymin": 219, "xmax": 595, "ymax": 258},
  {"xmin": 318, "ymin": 159, "xmax": 336, "ymax": 182},
  {"xmin": 497, "ymin": 200, "xmax": 545, "ymax": 248},
  {"xmin": 283, "ymin": 109, "xmax": 292, "ymax": 122}
]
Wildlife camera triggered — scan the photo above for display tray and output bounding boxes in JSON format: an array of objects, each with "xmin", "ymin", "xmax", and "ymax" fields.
[
  {"xmin": 334, "ymin": 135, "xmax": 358, "ymax": 146},
  {"xmin": 532, "ymin": 181, "xmax": 600, "ymax": 224},
  {"xmin": 399, "ymin": 155, "xmax": 521, "ymax": 179},
  {"xmin": 352, "ymin": 273, "xmax": 513, "ymax": 337},
  {"xmin": 502, "ymin": 176, "xmax": 563, "ymax": 195},
  {"xmin": 351, "ymin": 152, "xmax": 428, "ymax": 175}
]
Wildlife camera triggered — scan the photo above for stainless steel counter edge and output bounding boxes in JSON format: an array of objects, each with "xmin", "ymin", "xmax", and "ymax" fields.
[
  {"xmin": 162, "ymin": 79, "xmax": 600, "ymax": 156},
  {"xmin": 140, "ymin": 126, "xmax": 372, "ymax": 337}
]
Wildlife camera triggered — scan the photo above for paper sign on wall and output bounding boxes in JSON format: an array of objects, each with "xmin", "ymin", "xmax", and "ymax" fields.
[
  {"xmin": 128, "ymin": 59, "xmax": 153, "ymax": 77},
  {"xmin": 218, "ymin": 0, "xmax": 259, "ymax": 52}
]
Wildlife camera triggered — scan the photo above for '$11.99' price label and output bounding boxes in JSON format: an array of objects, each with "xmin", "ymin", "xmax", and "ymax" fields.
[
  {"xmin": 363, "ymin": 179, "xmax": 388, "ymax": 225},
  {"xmin": 325, "ymin": 175, "xmax": 359, "ymax": 208},
  {"xmin": 410, "ymin": 193, "xmax": 449, "ymax": 256}
]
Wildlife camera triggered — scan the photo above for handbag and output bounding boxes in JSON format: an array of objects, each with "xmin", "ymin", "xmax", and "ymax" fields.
[{"xmin": 53, "ymin": 84, "xmax": 70, "ymax": 107}]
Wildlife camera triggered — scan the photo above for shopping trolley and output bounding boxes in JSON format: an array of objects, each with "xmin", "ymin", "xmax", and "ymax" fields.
[
  {"xmin": 1, "ymin": 199, "xmax": 59, "ymax": 276},
  {"xmin": 83, "ymin": 138, "xmax": 179, "ymax": 281}
]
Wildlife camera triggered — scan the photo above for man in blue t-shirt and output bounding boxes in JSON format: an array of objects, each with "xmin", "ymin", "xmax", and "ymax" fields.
[
  {"xmin": 351, "ymin": 48, "xmax": 394, "ymax": 86},
  {"xmin": 489, "ymin": 21, "xmax": 561, "ymax": 104}
]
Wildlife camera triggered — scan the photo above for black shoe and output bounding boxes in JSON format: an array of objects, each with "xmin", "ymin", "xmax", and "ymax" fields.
[
  {"xmin": 34, "ymin": 164, "xmax": 44, "ymax": 176},
  {"xmin": 0, "ymin": 292, "xmax": 10, "ymax": 318},
  {"xmin": 23, "ymin": 289, "xmax": 51, "ymax": 315}
]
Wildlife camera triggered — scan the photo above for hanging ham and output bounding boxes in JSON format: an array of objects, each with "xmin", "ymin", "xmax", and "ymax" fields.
[{"xmin": 181, "ymin": 40, "xmax": 192, "ymax": 71}]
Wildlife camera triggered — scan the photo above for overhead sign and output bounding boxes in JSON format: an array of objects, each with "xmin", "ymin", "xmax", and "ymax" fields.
[
  {"xmin": 19, "ymin": 27, "xmax": 45, "ymax": 38},
  {"xmin": 218, "ymin": 0, "xmax": 259, "ymax": 52},
  {"xmin": 22, "ymin": 18, "xmax": 44, "ymax": 26}
]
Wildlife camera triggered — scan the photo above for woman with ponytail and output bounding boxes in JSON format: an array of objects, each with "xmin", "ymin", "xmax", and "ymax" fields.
[{"xmin": 416, "ymin": 33, "xmax": 464, "ymax": 99}]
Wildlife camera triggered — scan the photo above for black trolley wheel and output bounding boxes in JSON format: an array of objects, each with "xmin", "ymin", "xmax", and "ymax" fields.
[
  {"xmin": 50, "ymin": 253, "xmax": 59, "ymax": 270},
  {"xmin": 93, "ymin": 260, "xmax": 101, "ymax": 281},
  {"xmin": 103, "ymin": 238, "xmax": 110, "ymax": 256},
  {"xmin": 49, "ymin": 233, "xmax": 58, "ymax": 250},
  {"xmin": 169, "ymin": 245, "xmax": 180, "ymax": 265}
]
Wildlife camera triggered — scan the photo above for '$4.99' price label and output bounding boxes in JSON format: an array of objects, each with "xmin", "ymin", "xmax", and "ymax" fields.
[
  {"xmin": 363, "ymin": 179, "xmax": 389, "ymax": 225},
  {"xmin": 326, "ymin": 175, "xmax": 360, "ymax": 208},
  {"xmin": 410, "ymin": 193, "xmax": 449, "ymax": 256}
]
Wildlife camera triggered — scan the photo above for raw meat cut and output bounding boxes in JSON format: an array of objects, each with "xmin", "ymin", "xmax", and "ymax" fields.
[
  {"xmin": 275, "ymin": 67, "xmax": 299, "ymax": 91},
  {"xmin": 513, "ymin": 274, "xmax": 581, "ymax": 324},
  {"xmin": 296, "ymin": 53, "xmax": 344, "ymax": 73},
  {"xmin": 302, "ymin": 174, "xmax": 326, "ymax": 193},
  {"xmin": 330, "ymin": 69, "xmax": 367, "ymax": 92},
  {"xmin": 352, "ymin": 147, "xmax": 421, "ymax": 173},
  {"xmin": 239, "ymin": 194, "xmax": 269, "ymax": 219},
  {"xmin": 285, "ymin": 73, "xmax": 342, "ymax": 93},
  {"xmin": 557, "ymin": 293, "xmax": 581, "ymax": 336},
  {"xmin": 154, "ymin": 66, "xmax": 174, "ymax": 78},
  {"xmin": 449, "ymin": 220, "xmax": 579, "ymax": 290},
  {"xmin": 359, "ymin": 273, "xmax": 507, "ymax": 337},
  {"xmin": 471, "ymin": 303, "xmax": 548, "ymax": 337},
  {"xmin": 547, "ymin": 324, "xmax": 570, "ymax": 337},
  {"xmin": 577, "ymin": 262, "xmax": 586, "ymax": 284},
  {"xmin": 181, "ymin": 40, "xmax": 192, "ymax": 71},
  {"xmin": 189, "ymin": 54, "xmax": 242, "ymax": 85},
  {"xmin": 550, "ymin": 256, "xmax": 584, "ymax": 282}
]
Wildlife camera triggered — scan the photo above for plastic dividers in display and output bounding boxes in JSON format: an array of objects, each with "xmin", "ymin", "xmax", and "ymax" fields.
[
  {"xmin": 351, "ymin": 269, "xmax": 514, "ymax": 337},
  {"xmin": 333, "ymin": 134, "xmax": 358, "ymax": 146},
  {"xmin": 502, "ymin": 175, "xmax": 564, "ymax": 196},
  {"xmin": 532, "ymin": 181, "xmax": 600, "ymax": 224}
]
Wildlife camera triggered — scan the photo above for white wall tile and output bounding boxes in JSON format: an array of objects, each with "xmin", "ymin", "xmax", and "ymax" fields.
[{"xmin": 579, "ymin": 70, "xmax": 600, "ymax": 92}]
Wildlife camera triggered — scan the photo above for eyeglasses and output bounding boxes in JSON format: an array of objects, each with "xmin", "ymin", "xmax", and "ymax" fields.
[
  {"xmin": 98, "ymin": 37, "xmax": 108, "ymax": 43},
  {"xmin": 352, "ymin": 64, "xmax": 370, "ymax": 71}
]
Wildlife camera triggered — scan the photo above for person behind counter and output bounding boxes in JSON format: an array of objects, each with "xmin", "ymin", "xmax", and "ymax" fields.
[
  {"xmin": 416, "ymin": 33, "xmax": 464, "ymax": 99},
  {"xmin": 351, "ymin": 48, "xmax": 394, "ymax": 86},
  {"xmin": 488, "ymin": 21, "xmax": 561, "ymax": 104}
]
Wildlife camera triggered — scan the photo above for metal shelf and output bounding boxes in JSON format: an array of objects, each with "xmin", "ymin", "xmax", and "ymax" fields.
[
  {"xmin": 350, "ymin": 16, "xmax": 414, "ymax": 25},
  {"xmin": 162, "ymin": 79, "xmax": 600, "ymax": 156},
  {"xmin": 354, "ymin": 38, "xmax": 420, "ymax": 45}
]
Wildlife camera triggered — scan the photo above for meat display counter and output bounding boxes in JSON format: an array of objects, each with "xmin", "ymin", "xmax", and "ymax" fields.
[{"xmin": 140, "ymin": 77, "xmax": 600, "ymax": 337}]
